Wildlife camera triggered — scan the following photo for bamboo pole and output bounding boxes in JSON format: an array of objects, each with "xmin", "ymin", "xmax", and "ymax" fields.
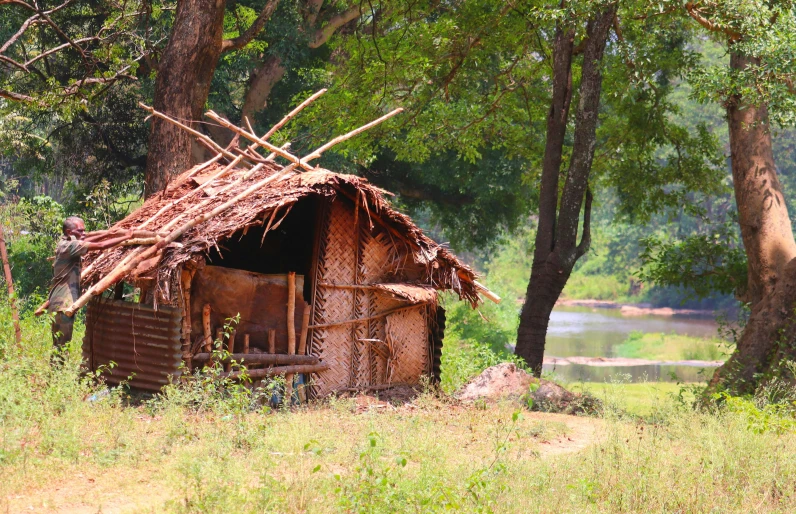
[
  {"xmin": 267, "ymin": 329, "xmax": 276, "ymax": 354},
  {"xmin": 285, "ymin": 272, "xmax": 296, "ymax": 403},
  {"xmin": 138, "ymin": 155, "xmax": 246, "ymax": 229},
  {"xmin": 243, "ymin": 334, "xmax": 250, "ymax": 354},
  {"xmin": 473, "ymin": 280, "xmax": 501, "ymax": 304},
  {"xmin": 301, "ymin": 108, "xmax": 403, "ymax": 161},
  {"xmin": 262, "ymin": 89, "xmax": 326, "ymax": 140},
  {"xmin": 193, "ymin": 353, "xmax": 318, "ymax": 365},
  {"xmin": 0, "ymin": 225, "xmax": 21, "ymax": 346},
  {"xmin": 205, "ymin": 111, "xmax": 313, "ymax": 172},
  {"xmin": 139, "ymin": 103, "xmax": 240, "ymax": 162},
  {"xmin": 222, "ymin": 363, "xmax": 329, "ymax": 380}
]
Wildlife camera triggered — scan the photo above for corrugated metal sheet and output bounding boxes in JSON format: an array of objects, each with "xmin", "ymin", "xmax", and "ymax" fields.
[{"xmin": 83, "ymin": 298, "xmax": 183, "ymax": 391}]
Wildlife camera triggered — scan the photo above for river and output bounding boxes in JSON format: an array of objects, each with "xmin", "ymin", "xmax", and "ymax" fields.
[{"xmin": 541, "ymin": 306, "xmax": 720, "ymax": 383}]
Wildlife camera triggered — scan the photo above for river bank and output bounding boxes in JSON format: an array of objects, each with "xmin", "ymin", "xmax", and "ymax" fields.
[{"xmin": 555, "ymin": 298, "xmax": 716, "ymax": 318}]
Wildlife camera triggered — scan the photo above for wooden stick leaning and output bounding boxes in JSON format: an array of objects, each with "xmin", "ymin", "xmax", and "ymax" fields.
[
  {"xmin": 222, "ymin": 363, "xmax": 329, "ymax": 380},
  {"xmin": 66, "ymin": 109, "xmax": 404, "ymax": 316}
]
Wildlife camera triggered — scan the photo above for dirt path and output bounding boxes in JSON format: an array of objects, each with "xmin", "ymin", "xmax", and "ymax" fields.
[
  {"xmin": 528, "ymin": 411, "xmax": 604, "ymax": 458},
  {"xmin": 3, "ymin": 409, "xmax": 604, "ymax": 513},
  {"xmin": 3, "ymin": 467, "xmax": 171, "ymax": 514}
]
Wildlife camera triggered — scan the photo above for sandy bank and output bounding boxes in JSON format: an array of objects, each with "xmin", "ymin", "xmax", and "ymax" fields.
[
  {"xmin": 544, "ymin": 355, "xmax": 722, "ymax": 368},
  {"xmin": 555, "ymin": 298, "xmax": 715, "ymax": 318}
]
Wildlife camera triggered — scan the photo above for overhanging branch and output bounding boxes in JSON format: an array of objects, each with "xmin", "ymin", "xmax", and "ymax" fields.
[{"xmin": 221, "ymin": 0, "xmax": 280, "ymax": 53}]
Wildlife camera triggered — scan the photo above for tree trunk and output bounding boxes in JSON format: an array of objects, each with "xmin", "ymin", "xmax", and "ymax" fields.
[
  {"xmin": 144, "ymin": 0, "xmax": 227, "ymax": 197},
  {"xmin": 515, "ymin": 7, "xmax": 615, "ymax": 375},
  {"xmin": 709, "ymin": 52, "xmax": 796, "ymax": 394}
]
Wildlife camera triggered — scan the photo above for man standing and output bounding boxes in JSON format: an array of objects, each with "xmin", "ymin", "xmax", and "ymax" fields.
[{"xmin": 46, "ymin": 217, "xmax": 132, "ymax": 352}]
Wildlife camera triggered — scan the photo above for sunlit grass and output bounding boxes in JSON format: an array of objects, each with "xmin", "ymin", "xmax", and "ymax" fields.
[{"xmin": 616, "ymin": 331, "xmax": 728, "ymax": 362}]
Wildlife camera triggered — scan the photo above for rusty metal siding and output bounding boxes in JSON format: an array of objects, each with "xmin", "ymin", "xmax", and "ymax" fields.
[{"xmin": 83, "ymin": 298, "xmax": 183, "ymax": 391}]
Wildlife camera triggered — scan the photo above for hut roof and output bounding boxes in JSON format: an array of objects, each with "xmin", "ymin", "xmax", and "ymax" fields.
[{"xmin": 83, "ymin": 161, "xmax": 483, "ymax": 305}]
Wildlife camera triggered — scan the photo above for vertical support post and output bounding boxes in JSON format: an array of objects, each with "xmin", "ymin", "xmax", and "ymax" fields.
[
  {"xmin": 226, "ymin": 330, "xmax": 236, "ymax": 372},
  {"xmin": 285, "ymin": 271, "xmax": 296, "ymax": 404},
  {"xmin": 268, "ymin": 329, "xmax": 276, "ymax": 354},
  {"xmin": 243, "ymin": 334, "xmax": 250, "ymax": 354},
  {"xmin": 296, "ymin": 309, "xmax": 310, "ymax": 402},
  {"xmin": 180, "ymin": 268, "xmax": 193, "ymax": 371},
  {"xmin": 0, "ymin": 225, "xmax": 21, "ymax": 346}
]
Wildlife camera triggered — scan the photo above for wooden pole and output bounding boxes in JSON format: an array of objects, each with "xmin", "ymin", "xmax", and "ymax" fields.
[
  {"xmin": 301, "ymin": 108, "xmax": 403, "ymax": 161},
  {"xmin": 180, "ymin": 268, "xmax": 193, "ymax": 370},
  {"xmin": 297, "ymin": 308, "xmax": 311, "ymax": 402},
  {"xmin": 226, "ymin": 330, "xmax": 236, "ymax": 371},
  {"xmin": 193, "ymin": 353, "xmax": 318, "ymax": 365},
  {"xmin": 261, "ymin": 89, "xmax": 326, "ymax": 141},
  {"xmin": 222, "ymin": 363, "xmax": 329, "ymax": 380},
  {"xmin": 0, "ymin": 225, "xmax": 21, "ymax": 346},
  {"xmin": 202, "ymin": 304, "xmax": 212, "ymax": 352},
  {"xmin": 243, "ymin": 334, "xmax": 250, "ymax": 354},
  {"xmin": 267, "ymin": 329, "xmax": 276, "ymax": 354},
  {"xmin": 285, "ymin": 272, "xmax": 296, "ymax": 403}
]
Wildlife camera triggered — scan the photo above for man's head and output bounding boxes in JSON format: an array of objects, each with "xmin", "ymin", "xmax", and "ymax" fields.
[{"xmin": 63, "ymin": 217, "xmax": 86, "ymax": 240}]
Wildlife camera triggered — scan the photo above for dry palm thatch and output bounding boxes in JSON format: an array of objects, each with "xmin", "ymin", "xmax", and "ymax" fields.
[{"xmin": 70, "ymin": 91, "xmax": 494, "ymax": 315}]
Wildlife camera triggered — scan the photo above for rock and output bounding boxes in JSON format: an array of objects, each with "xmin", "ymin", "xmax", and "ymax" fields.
[
  {"xmin": 456, "ymin": 363, "xmax": 601, "ymax": 415},
  {"xmin": 456, "ymin": 362, "xmax": 535, "ymax": 401}
]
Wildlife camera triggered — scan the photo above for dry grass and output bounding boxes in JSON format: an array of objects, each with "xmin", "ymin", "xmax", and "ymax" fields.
[{"xmin": 2, "ymin": 310, "xmax": 796, "ymax": 513}]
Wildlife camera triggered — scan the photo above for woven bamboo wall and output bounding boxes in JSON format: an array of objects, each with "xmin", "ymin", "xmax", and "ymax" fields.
[{"xmin": 309, "ymin": 198, "xmax": 431, "ymax": 395}]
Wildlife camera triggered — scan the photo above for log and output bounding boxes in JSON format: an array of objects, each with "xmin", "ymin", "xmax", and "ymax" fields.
[
  {"xmin": 333, "ymin": 382, "xmax": 412, "ymax": 393},
  {"xmin": 193, "ymin": 353, "xmax": 318, "ymax": 365},
  {"xmin": 285, "ymin": 271, "xmax": 296, "ymax": 402},
  {"xmin": 0, "ymin": 225, "xmax": 21, "ymax": 346},
  {"xmin": 268, "ymin": 329, "xmax": 276, "ymax": 354},
  {"xmin": 222, "ymin": 363, "xmax": 329, "ymax": 380}
]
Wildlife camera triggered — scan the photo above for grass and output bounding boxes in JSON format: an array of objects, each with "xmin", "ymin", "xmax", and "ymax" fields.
[
  {"xmin": 3, "ymin": 305, "xmax": 796, "ymax": 512},
  {"xmin": 571, "ymin": 382, "xmax": 694, "ymax": 417},
  {"xmin": 615, "ymin": 331, "xmax": 728, "ymax": 362}
]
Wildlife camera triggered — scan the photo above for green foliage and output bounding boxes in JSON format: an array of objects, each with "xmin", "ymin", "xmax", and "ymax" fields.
[{"xmin": 637, "ymin": 222, "xmax": 748, "ymax": 299}]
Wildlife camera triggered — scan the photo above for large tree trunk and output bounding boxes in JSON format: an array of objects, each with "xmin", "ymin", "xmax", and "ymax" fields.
[
  {"xmin": 515, "ymin": 6, "xmax": 615, "ymax": 375},
  {"xmin": 144, "ymin": 0, "xmax": 227, "ymax": 197},
  {"xmin": 709, "ymin": 52, "xmax": 796, "ymax": 394}
]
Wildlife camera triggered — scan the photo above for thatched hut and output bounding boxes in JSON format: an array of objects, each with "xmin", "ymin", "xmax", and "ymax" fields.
[
  {"xmin": 76, "ymin": 98, "xmax": 497, "ymax": 397},
  {"xmin": 81, "ymin": 162, "xmax": 498, "ymax": 396}
]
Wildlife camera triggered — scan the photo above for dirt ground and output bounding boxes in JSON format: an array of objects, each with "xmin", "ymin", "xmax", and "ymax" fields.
[{"xmin": 4, "ymin": 407, "xmax": 603, "ymax": 514}]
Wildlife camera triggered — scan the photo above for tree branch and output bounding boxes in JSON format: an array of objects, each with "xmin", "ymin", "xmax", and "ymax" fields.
[
  {"xmin": 684, "ymin": 2, "xmax": 741, "ymax": 42},
  {"xmin": 308, "ymin": 5, "xmax": 363, "ymax": 48},
  {"xmin": 221, "ymin": 0, "xmax": 280, "ymax": 53},
  {"xmin": 0, "ymin": 88, "xmax": 34, "ymax": 102}
]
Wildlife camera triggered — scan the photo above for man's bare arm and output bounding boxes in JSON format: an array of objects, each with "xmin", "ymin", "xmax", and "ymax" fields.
[{"xmin": 84, "ymin": 231, "xmax": 133, "ymax": 251}]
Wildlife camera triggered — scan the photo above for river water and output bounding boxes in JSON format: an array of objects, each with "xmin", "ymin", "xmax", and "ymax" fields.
[{"xmin": 541, "ymin": 306, "xmax": 720, "ymax": 383}]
